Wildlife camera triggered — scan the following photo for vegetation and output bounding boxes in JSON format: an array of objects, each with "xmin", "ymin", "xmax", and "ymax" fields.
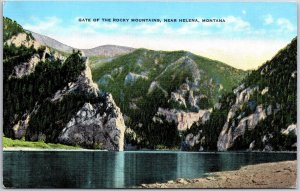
[
  {"xmin": 3, "ymin": 17, "xmax": 34, "ymax": 42},
  {"xmin": 3, "ymin": 47, "xmax": 87, "ymax": 139},
  {"xmin": 183, "ymin": 92, "xmax": 234, "ymax": 150},
  {"xmin": 92, "ymin": 48, "xmax": 247, "ymax": 149},
  {"xmin": 237, "ymin": 37, "xmax": 297, "ymax": 151},
  {"xmin": 184, "ymin": 37, "xmax": 297, "ymax": 151},
  {"xmin": 3, "ymin": 137, "xmax": 79, "ymax": 149},
  {"xmin": 3, "ymin": 17, "xmax": 92, "ymax": 147}
]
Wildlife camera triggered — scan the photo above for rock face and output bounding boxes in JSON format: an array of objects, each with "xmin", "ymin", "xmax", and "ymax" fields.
[
  {"xmin": 281, "ymin": 124, "xmax": 297, "ymax": 137},
  {"xmin": 124, "ymin": 72, "xmax": 148, "ymax": 85},
  {"xmin": 58, "ymin": 96, "xmax": 125, "ymax": 151},
  {"xmin": 6, "ymin": 32, "xmax": 40, "ymax": 49},
  {"xmin": 156, "ymin": 108, "xmax": 211, "ymax": 131},
  {"xmin": 217, "ymin": 84, "xmax": 279, "ymax": 151},
  {"xmin": 49, "ymin": 57, "xmax": 125, "ymax": 151}
]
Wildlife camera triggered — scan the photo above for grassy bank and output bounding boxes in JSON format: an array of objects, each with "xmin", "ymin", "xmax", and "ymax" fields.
[{"xmin": 3, "ymin": 137, "xmax": 80, "ymax": 150}]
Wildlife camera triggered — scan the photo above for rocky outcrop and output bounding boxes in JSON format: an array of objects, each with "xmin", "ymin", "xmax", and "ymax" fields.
[
  {"xmin": 58, "ymin": 96, "xmax": 125, "ymax": 151},
  {"xmin": 281, "ymin": 124, "xmax": 297, "ymax": 137},
  {"xmin": 217, "ymin": 104, "xmax": 267, "ymax": 151},
  {"xmin": 217, "ymin": 84, "xmax": 281, "ymax": 151},
  {"xmin": 51, "ymin": 57, "xmax": 99, "ymax": 102},
  {"xmin": 5, "ymin": 32, "xmax": 125, "ymax": 150},
  {"xmin": 52, "ymin": 57, "xmax": 125, "ymax": 150},
  {"xmin": 6, "ymin": 32, "xmax": 65, "ymax": 79},
  {"xmin": 6, "ymin": 32, "xmax": 40, "ymax": 49},
  {"xmin": 124, "ymin": 72, "xmax": 148, "ymax": 85},
  {"xmin": 12, "ymin": 113, "xmax": 30, "ymax": 139},
  {"xmin": 155, "ymin": 108, "xmax": 211, "ymax": 131},
  {"xmin": 184, "ymin": 131, "xmax": 202, "ymax": 148}
]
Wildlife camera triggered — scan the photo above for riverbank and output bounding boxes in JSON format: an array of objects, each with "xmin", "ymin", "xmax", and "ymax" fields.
[
  {"xmin": 140, "ymin": 160, "xmax": 297, "ymax": 189},
  {"xmin": 3, "ymin": 137, "xmax": 80, "ymax": 150},
  {"xmin": 3, "ymin": 147, "xmax": 89, "ymax": 151}
]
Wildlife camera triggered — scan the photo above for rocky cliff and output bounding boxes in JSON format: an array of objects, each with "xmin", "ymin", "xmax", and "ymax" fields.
[
  {"xmin": 217, "ymin": 38, "xmax": 297, "ymax": 151},
  {"xmin": 183, "ymin": 37, "xmax": 297, "ymax": 151},
  {"xmin": 4, "ymin": 17, "xmax": 125, "ymax": 151}
]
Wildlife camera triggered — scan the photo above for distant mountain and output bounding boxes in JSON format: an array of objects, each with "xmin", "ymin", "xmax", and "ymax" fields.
[
  {"xmin": 82, "ymin": 45, "xmax": 135, "ymax": 57},
  {"xmin": 91, "ymin": 48, "xmax": 247, "ymax": 149},
  {"xmin": 31, "ymin": 31, "xmax": 75, "ymax": 53},
  {"xmin": 184, "ymin": 37, "xmax": 297, "ymax": 151},
  {"xmin": 31, "ymin": 31, "xmax": 134, "ymax": 57}
]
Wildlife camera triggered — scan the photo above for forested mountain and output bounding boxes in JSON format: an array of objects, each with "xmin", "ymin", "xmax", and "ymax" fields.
[
  {"xmin": 184, "ymin": 37, "xmax": 297, "ymax": 151},
  {"xmin": 91, "ymin": 49, "xmax": 247, "ymax": 149},
  {"xmin": 3, "ymin": 17, "xmax": 125, "ymax": 151}
]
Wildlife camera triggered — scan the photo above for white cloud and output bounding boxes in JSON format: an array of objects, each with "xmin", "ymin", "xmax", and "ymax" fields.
[
  {"xmin": 24, "ymin": 16, "xmax": 62, "ymax": 34},
  {"xmin": 222, "ymin": 16, "xmax": 251, "ymax": 32},
  {"xmin": 276, "ymin": 18, "xmax": 295, "ymax": 32},
  {"xmin": 177, "ymin": 21, "xmax": 199, "ymax": 34},
  {"xmin": 134, "ymin": 22, "xmax": 168, "ymax": 34},
  {"xmin": 264, "ymin": 14, "xmax": 274, "ymax": 25}
]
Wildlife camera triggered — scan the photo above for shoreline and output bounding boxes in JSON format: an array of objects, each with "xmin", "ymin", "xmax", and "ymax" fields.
[
  {"xmin": 3, "ymin": 147, "xmax": 297, "ymax": 153},
  {"xmin": 3, "ymin": 147, "xmax": 108, "ymax": 152},
  {"xmin": 139, "ymin": 160, "xmax": 297, "ymax": 189}
]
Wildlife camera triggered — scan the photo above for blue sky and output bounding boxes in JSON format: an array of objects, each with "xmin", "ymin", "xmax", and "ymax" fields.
[{"xmin": 4, "ymin": 1, "xmax": 297, "ymax": 69}]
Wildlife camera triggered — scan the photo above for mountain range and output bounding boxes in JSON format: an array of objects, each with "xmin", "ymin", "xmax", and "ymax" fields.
[
  {"xmin": 3, "ymin": 17, "xmax": 297, "ymax": 151},
  {"xmin": 31, "ymin": 31, "xmax": 135, "ymax": 57}
]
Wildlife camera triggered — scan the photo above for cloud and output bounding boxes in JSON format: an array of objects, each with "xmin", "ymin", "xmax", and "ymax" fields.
[
  {"xmin": 222, "ymin": 16, "xmax": 251, "ymax": 32},
  {"xmin": 177, "ymin": 21, "xmax": 199, "ymax": 34},
  {"xmin": 242, "ymin": 10, "xmax": 247, "ymax": 15},
  {"xmin": 24, "ymin": 16, "xmax": 62, "ymax": 33},
  {"xmin": 264, "ymin": 14, "xmax": 274, "ymax": 25},
  {"xmin": 134, "ymin": 22, "xmax": 169, "ymax": 34},
  {"xmin": 276, "ymin": 18, "xmax": 295, "ymax": 32}
]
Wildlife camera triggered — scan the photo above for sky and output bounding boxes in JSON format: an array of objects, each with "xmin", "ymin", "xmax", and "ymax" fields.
[{"xmin": 4, "ymin": 1, "xmax": 297, "ymax": 70}]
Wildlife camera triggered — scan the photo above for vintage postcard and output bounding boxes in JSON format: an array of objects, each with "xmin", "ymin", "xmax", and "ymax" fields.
[{"xmin": 2, "ymin": 1, "xmax": 297, "ymax": 189}]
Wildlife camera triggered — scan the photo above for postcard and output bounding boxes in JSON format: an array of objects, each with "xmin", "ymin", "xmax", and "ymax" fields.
[{"xmin": 2, "ymin": 1, "xmax": 297, "ymax": 189}]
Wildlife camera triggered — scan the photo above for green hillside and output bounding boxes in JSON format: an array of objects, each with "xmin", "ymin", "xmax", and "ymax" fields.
[{"xmin": 91, "ymin": 49, "xmax": 247, "ymax": 148}]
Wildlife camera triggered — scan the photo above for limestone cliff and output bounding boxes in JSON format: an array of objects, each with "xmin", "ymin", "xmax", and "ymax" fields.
[
  {"xmin": 216, "ymin": 38, "xmax": 297, "ymax": 151},
  {"xmin": 183, "ymin": 37, "xmax": 297, "ymax": 151},
  {"xmin": 4, "ymin": 19, "xmax": 125, "ymax": 151}
]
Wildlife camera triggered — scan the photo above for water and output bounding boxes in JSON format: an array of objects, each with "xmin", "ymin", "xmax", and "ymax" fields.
[{"xmin": 3, "ymin": 151, "xmax": 296, "ymax": 188}]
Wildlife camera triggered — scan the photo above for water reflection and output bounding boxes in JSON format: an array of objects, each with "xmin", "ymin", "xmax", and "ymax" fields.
[{"xmin": 3, "ymin": 151, "xmax": 296, "ymax": 188}]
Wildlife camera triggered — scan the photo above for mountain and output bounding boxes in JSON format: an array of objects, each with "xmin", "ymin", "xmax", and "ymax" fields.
[
  {"xmin": 31, "ymin": 31, "xmax": 74, "ymax": 54},
  {"xmin": 184, "ymin": 37, "xmax": 297, "ymax": 151},
  {"xmin": 91, "ymin": 48, "xmax": 247, "ymax": 149},
  {"xmin": 3, "ymin": 17, "xmax": 125, "ymax": 151},
  {"xmin": 82, "ymin": 45, "xmax": 135, "ymax": 57},
  {"xmin": 31, "ymin": 31, "xmax": 134, "ymax": 57}
]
